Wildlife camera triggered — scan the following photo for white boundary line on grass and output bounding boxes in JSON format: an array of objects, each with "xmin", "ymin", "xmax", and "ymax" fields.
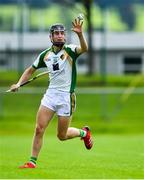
[{"xmin": 1, "ymin": 87, "xmax": 144, "ymax": 94}]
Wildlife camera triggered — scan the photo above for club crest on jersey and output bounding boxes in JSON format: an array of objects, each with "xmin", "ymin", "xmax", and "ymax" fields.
[{"xmin": 60, "ymin": 54, "xmax": 65, "ymax": 60}]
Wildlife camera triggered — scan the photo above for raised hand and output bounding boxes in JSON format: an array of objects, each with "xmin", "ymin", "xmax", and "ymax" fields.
[{"xmin": 71, "ymin": 18, "xmax": 83, "ymax": 35}]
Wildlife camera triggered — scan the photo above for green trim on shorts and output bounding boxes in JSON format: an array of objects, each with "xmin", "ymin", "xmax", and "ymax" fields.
[
  {"xmin": 70, "ymin": 93, "xmax": 72, "ymax": 116},
  {"xmin": 70, "ymin": 92, "xmax": 76, "ymax": 116}
]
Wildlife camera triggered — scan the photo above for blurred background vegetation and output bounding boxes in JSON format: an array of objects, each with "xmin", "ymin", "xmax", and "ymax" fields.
[
  {"xmin": 0, "ymin": 0, "xmax": 144, "ymax": 84},
  {"xmin": 0, "ymin": 0, "xmax": 144, "ymax": 32},
  {"xmin": 0, "ymin": 2, "xmax": 144, "ymax": 178},
  {"xmin": 0, "ymin": 0, "xmax": 144, "ymax": 126}
]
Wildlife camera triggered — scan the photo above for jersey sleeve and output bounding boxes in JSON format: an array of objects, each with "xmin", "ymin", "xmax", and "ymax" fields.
[{"xmin": 32, "ymin": 49, "xmax": 49, "ymax": 69}]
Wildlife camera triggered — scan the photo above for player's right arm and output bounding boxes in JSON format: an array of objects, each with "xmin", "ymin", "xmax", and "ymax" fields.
[
  {"xmin": 10, "ymin": 48, "xmax": 48, "ymax": 92},
  {"xmin": 10, "ymin": 66, "xmax": 36, "ymax": 92}
]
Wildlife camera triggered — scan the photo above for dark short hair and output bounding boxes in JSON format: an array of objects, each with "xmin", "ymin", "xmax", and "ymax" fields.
[{"xmin": 49, "ymin": 23, "xmax": 66, "ymax": 34}]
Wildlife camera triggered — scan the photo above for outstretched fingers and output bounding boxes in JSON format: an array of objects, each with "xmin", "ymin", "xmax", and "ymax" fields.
[
  {"xmin": 71, "ymin": 17, "xmax": 83, "ymax": 34},
  {"xmin": 73, "ymin": 18, "xmax": 82, "ymax": 26}
]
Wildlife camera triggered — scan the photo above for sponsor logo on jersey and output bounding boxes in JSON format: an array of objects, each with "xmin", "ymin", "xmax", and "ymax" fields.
[
  {"xmin": 64, "ymin": 112, "xmax": 69, "ymax": 115},
  {"xmin": 44, "ymin": 52, "xmax": 51, "ymax": 61},
  {"xmin": 45, "ymin": 58, "xmax": 51, "ymax": 61}
]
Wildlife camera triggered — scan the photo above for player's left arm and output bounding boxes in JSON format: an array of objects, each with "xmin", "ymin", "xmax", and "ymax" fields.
[{"xmin": 71, "ymin": 18, "xmax": 88, "ymax": 55}]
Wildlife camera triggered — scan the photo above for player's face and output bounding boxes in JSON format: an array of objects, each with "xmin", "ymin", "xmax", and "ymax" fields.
[{"xmin": 51, "ymin": 31, "xmax": 65, "ymax": 43}]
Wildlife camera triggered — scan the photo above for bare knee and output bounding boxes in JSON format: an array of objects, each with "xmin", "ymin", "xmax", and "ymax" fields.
[
  {"xmin": 57, "ymin": 133, "xmax": 67, "ymax": 141},
  {"xmin": 35, "ymin": 125, "xmax": 45, "ymax": 137}
]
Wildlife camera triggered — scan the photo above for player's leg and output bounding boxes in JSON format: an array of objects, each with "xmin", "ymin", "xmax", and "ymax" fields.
[
  {"xmin": 57, "ymin": 116, "xmax": 93, "ymax": 149},
  {"xmin": 57, "ymin": 116, "xmax": 81, "ymax": 140},
  {"xmin": 57, "ymin": 116, "xmax": 86, "ymax": 140},
  {"xmin": 19, "ymin": 105, "xmax": 55, "ymax": 168},
  {"xmin": 56, "ymin": 92, "xmax": 93, "ymax": 148},
  {"xmin": 31, "ymin": 105, "xmax": 55, "ymax": 157},
  {"xmin": 56, "ymin": 92, "xmax": 81, "ymax": 140}
]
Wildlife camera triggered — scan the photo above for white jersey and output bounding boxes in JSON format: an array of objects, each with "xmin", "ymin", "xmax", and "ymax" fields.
[{"xmin": 32, "ymin": 44, "xmax": 80, "ymax": 93}]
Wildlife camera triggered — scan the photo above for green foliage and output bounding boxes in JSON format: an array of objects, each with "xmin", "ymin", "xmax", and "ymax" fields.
[
  {"xmin": 30, "ymin": 5, "xmax": 62, "ymax": 30},
  {"xmin": 135, "ymin": 5, "xmax": 144, "ymax": 31},
  {"xmin": 0, "ymin": 3, "xmax": 144, "ymax": 31},
  {"xmin": 107, "ymin": 8, "xmax": 128, "ymax": 31}
]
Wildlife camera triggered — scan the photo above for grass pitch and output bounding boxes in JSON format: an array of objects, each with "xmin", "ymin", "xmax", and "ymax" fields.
[
  {"xmin": 0, "ymin": 91, "xmax": 144, "ymax": 178},
  {"xmin": 0, "ymin": 134, "xmax": 144, "ymax": 179}
]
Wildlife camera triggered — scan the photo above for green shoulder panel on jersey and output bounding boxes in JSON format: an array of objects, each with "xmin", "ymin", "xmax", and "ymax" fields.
[
  {"xmin": 64, "ymin": 45, "xmax": 79, "ymax": 93},
  {"xmin": 33, "ymin": 48, "xmax": 51, "ymax": 69},
  {"xmin": 64, "ymin": 45, "xmax": 80, "ymax": 62},
  {"xmin": 70, "ymin": 60, "xmax": 77, "ymax": 93}
]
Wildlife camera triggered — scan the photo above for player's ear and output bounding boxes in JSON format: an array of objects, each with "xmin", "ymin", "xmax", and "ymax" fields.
[
  {"xmin": 49, "ymin": 34, "xmax": 52, "ymax": 41},
  {"xmin": 49, "ymin": 34, "xmax": 54, "ymax": 43}
]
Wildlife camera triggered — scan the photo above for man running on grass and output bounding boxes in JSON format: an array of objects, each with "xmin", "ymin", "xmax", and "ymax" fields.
[{"xmin": 10, "ymin": 17, "xmax": 93, "ymax": 168}]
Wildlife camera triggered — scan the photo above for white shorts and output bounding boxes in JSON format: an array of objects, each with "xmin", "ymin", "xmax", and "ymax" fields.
[{"xmin": 41, "ymin": 88, "xmax": 76, "ymax": 116}]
